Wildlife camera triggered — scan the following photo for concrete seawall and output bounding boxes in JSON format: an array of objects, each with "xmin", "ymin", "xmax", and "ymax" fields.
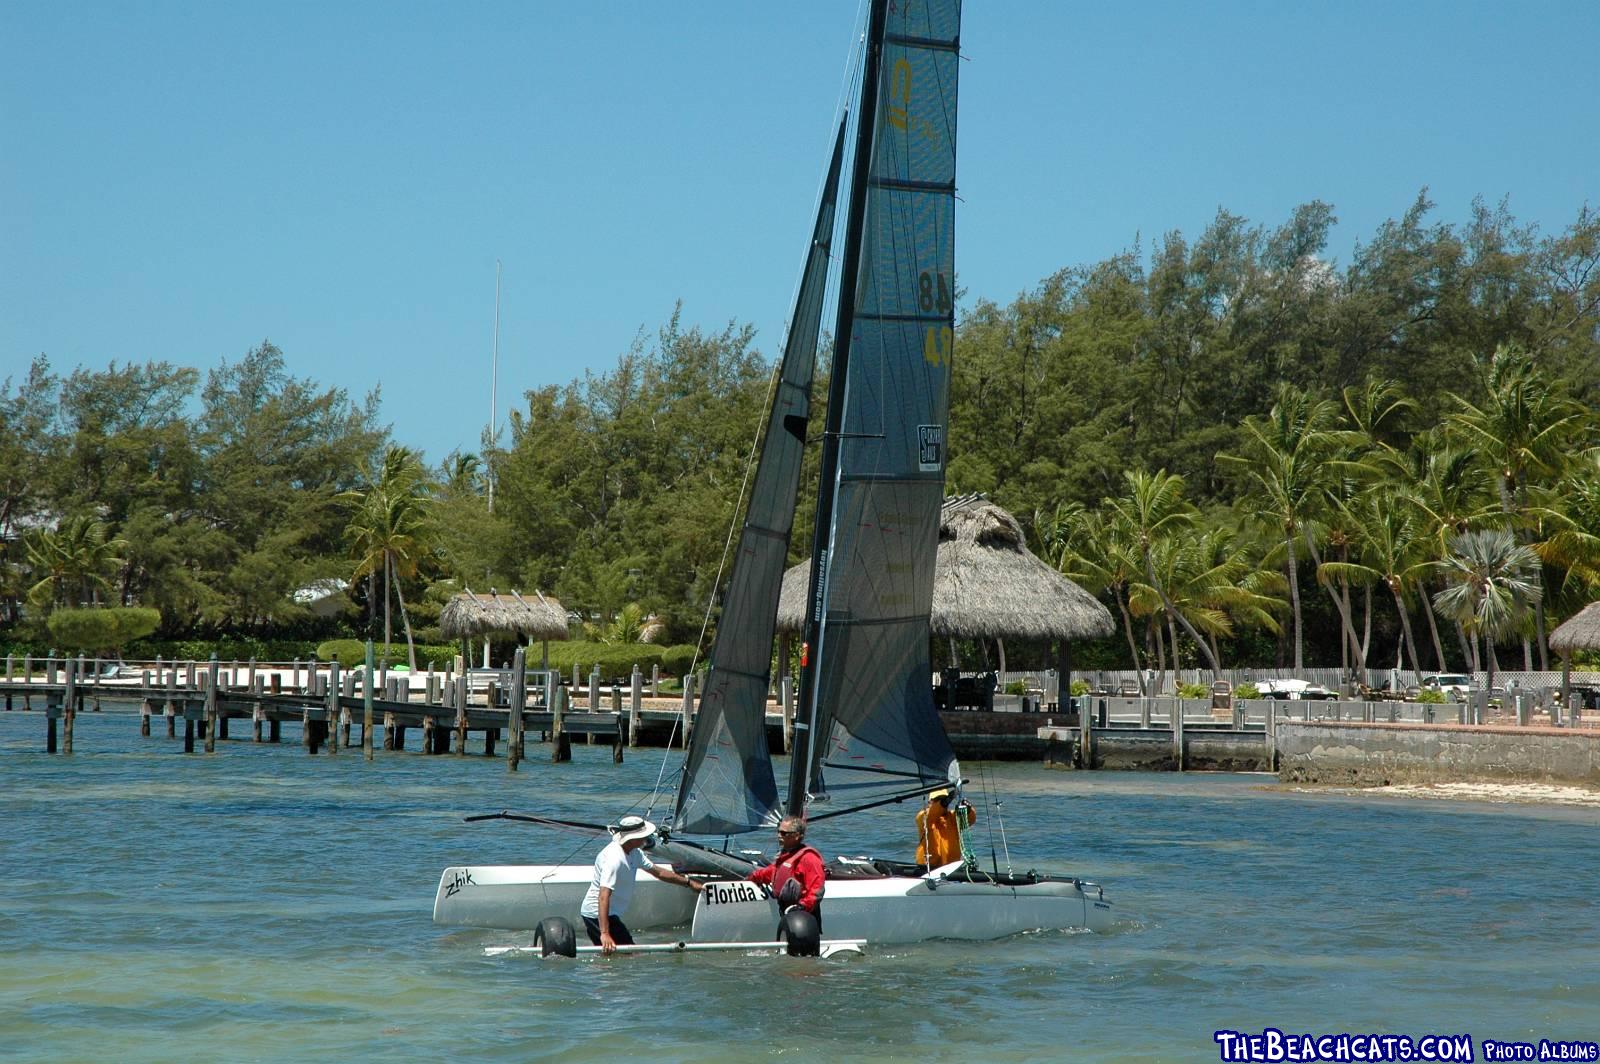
[{"xmin": 1276, "ymin": 720, "xmax": 1600, "ymax": 787}]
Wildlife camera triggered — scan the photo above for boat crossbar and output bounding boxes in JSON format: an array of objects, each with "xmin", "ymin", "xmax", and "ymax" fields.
[{"xmin": 485, "ymin": 939, "xmax": 867, "ymax": 958}]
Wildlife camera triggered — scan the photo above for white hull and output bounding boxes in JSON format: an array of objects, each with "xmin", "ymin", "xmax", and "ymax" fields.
[
  {"xmin": 434, "ymin": 862, "xmax": 1111, "ymax": 943},
  {"xmin": 692, "ymin": 872, "xmax": 1112, "ymax": 944},
  {"xmin": 432, "ymin": 864, "xmax": 698, "ymax": 931}
]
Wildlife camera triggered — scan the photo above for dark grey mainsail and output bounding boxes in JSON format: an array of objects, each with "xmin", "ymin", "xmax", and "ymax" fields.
[
  {"xmin": 791, "ymin": 0, "xmax": 962, "ymax": 812},
  {"xmin": 671, "ymin": 121, "xmax": 849, "ymax": 836}
]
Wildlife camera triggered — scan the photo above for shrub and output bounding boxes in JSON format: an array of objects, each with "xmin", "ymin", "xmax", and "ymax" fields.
[
  {"xmin": 659, "ymin": 644, "xmax": 700, "ymax": 678},
  {"xmin": 127, "ymin": 637, "xmax": 329, "ymax": 662},
  {"xmin": 1233, "ymin": 682, "xmax": 1261, "ymax": 700},
  {"xmin": 315, "ymin": 639, "xmax": 459, "ymax": 669},
  {"xmin": 542, "ymin": 641, "xmax": 667, "ymax": 680},
  {"xmin": 1004, "ymin": 679, "xmax": 1028, "ymax": 696},
  {"xmin": 1176, "ymin": 681, "xmax": 1210, "ymax": 699},
  {"xmin": 47, "ymin": 607, "xmax": 162, "ymax": 655},
  {"xmin": 1416, "ymin": 688, "xmax": 1447, "ymax": 704},
  {"xmin": 1070, "ymin": 680, "xmax": 1091, "ymax": 696}
]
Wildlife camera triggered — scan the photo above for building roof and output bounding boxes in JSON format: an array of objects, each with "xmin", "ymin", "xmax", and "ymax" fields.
[
  {"xmin": 439, "ymin": 588, "xmax": 570, "ymax": 640},
  {"xmin": 776, "ymin": 494, "xmax": 1115, "ymax": 641}
]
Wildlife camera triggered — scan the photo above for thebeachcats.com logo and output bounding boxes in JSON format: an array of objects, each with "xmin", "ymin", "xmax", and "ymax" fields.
[{"xmin": 1213, "ymin": 1029, "xmax": 1599, "ymax": 1062}]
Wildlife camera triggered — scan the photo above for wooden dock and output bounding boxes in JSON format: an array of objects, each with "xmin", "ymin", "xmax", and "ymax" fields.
[{"xmin": 1, "ymin": 650, "xmax": 798, "ymax": 766}]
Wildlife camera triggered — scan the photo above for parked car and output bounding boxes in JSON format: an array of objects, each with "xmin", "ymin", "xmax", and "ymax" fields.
[
  {"xmin": 1256, "ymin": 678, "xmax": 1337, "ymax": 700},
  {"xmin": 1420, "ymin": 674, "xmax": 1472, "ymax": 701}
]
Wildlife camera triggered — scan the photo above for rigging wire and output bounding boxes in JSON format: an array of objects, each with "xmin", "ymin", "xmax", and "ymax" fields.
[
  {"xmin": 969, "ymin": 764, "xmax": 997, "ymax": 884},
  {"xmin": 988, "ymin": 762, "xmax": 1014, "ymax": 873}
]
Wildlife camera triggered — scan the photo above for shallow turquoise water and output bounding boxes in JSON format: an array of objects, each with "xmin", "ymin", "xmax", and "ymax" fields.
[{"xmin": 3, "ymin": 709, "xmax": 1597, "ymax": 1062}]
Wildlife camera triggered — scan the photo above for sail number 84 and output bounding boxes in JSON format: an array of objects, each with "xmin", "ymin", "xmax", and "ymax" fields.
[{"xmin": 919, "ymin": 271, "xmax": 953, "ymax": 367}]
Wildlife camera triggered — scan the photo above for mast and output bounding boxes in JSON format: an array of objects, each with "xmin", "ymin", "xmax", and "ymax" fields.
[
  {"xmin": 488, "ymin": 258, "xmax": 501, "ymax": 515},
  {"xmin": 788, "ymin": 0, "xmax": 890, "ymax": 818}
]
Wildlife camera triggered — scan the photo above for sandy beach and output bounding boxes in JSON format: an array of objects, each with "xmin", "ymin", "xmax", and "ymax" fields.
[{"xmin": 1294, "ymin": 779, "xmax": 1600, "ymax": 807}]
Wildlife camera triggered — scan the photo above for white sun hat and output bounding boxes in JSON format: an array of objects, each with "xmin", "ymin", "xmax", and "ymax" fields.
[{"xmin": 610, "ymin": 815, "xmax": 657, "ymax": 844}]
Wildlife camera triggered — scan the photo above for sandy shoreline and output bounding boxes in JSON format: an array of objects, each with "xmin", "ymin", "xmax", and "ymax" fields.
[{"xmin": 1289, "ymin": 779, "xmax": 1600, "ymax": 807}]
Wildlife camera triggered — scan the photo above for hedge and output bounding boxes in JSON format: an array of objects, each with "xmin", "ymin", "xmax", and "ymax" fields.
[
  {"xmin": 46, "ymin": 607, "xmax": 162, "ymax": 654},
  {"xmin": 659, "ymin": 644, "xmax": 700, "ymax": 677},
  {"xmin": 125, "ymin": 638, "xmax": 327, "ymax": 663},
  {"xmin": 540, "ymin": 641, "xmax": 666, "ymax": 679},
  {"xmin": 315, "ymin": 640, "xmax": 459, "ymax": 669}
]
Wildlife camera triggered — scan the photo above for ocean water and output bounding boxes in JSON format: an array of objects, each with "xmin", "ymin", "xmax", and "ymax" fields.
[{"xmin": 2, "ymin": 709, "xmax": 1596, "ymax": 1063}]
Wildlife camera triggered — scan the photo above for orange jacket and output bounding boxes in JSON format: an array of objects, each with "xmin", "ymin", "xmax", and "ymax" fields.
[{"xmin": 915, "ymin": 801, "xmax": 975, "ymax": 867}]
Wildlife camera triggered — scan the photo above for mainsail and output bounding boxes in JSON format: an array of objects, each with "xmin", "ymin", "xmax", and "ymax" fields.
[
  {"xmin": 791, "ymin": 0, "xmax": 962, "ymax": 812},
  {"xmin": 671, "ymin": 121, "xmax": 850, "ymax": 836}
]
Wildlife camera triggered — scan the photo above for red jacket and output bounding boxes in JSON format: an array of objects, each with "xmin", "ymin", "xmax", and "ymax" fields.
[{"xmin": 749, "ymin": 844, "xmax": 826, "ymax": 912}]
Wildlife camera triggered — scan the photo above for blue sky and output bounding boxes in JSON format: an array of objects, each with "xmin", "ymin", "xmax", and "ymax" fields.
[{"xmin": 4, "ymin": 1, "xmax": 1596, "ymax": 464}]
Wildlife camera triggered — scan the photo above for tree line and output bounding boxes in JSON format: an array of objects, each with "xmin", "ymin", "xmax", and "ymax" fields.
[{"xmin": 3, "ymin": 194, "xmax": 1597, "ymax": 673}]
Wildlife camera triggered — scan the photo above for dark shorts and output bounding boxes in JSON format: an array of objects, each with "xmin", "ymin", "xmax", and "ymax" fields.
[{"xmin": 581, "ymin": 914, "xmax": 635, "ymax": 946}]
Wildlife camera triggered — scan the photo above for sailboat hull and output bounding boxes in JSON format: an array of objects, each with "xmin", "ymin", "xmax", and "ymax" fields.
[
  {"xmin": 433, "ymin": 863, "xmax": 1112, "ymax": 943},
  {"xmin": 431, "ymin": 864, "xmax": 698, "ymax": 932},
  {"xmin": 692, "ymin": 874, "xmax": 1113, "ymax": 944}
]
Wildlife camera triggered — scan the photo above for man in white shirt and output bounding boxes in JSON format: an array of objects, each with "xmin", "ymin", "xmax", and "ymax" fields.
[{"xmin": 580, "ymin": 816, "xmax": 702, "ymax": 952}]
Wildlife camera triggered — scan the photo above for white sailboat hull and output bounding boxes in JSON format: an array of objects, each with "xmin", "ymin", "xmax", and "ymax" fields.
[
  {"xmin": 434, "ymin": 863, "xmax": 1112, "ymax": 943},
  {"xmin": 692, "ymin": 873, "xmax": 1112, "ymax": 944},
  {"xmin": 431, "ymin": 864, "xmax": 698, "ymax": 932}
]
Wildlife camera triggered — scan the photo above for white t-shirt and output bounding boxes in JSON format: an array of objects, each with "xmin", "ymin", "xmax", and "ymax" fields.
[{"xmin": 579, "ymin": 840, "xmax": 654, "ymax": 920}]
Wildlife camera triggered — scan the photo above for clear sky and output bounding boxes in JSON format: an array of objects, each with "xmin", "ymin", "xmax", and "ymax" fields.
[{"xmin": 4, "ymin": 1, "xmax": 1596, "ymax": 464}]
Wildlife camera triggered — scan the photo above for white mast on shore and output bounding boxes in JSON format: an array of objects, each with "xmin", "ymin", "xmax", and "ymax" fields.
[{"xmin": 488, "ymin": 258, "xmax": 501, "ymax": 515}]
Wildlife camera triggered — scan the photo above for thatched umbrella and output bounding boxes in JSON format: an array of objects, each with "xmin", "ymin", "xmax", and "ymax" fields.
[
  {"xmin": 440, "ymin": 588, "xmax": 569, "ymax": 669},
  {"xmin": 1549, "ymin": 601, "xmax": 1600, "ymax": 715},
  {"xmin": 777, "ymin": 494, "xmax": 1114, "ymax": 681}
]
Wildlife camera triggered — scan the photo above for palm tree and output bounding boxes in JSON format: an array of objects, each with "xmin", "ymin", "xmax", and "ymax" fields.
[
  {"xmin": 1138, "ymin": 524, "xmax": 1285, "ymax": 685},
  {"xmin": 25, "ymin": 516, "xmax": 127, "ymax": 609},
  {"xmin": 1039, "ymin": 502, "xmax": 1148, "ymax": 690},
  {"xmin": 583, "ymin": 602, "xmax": 664, "ymax": 645},
  {"xmin": 1319, "ymin": 491, "xmax": 1432, "ymax": 676},
  {"xmin": 1447, "ymin": 346, "xmax": 1588, "ymax": 667},
  {"xmin": 1219, "ymin": 384, "xmax": 1342, "ymax": 671},
  {"xmin": 1374, "ymin": 434, "xmax": 1500, "ymax": 670},
  {"xmin": 344, "ymin": 446, "xmax": 433, "ymax": 672},
  {"xmin": 1534, "ymin": 450, "xmax": 1600, "ymax": 595},
  {"xmin": 1431, "ymin": 528, "xmax": 1541, "ymax": 695},
  {"xmin": 1106, "ymin": 469, "xmax": 1222, "ymax": 677}
]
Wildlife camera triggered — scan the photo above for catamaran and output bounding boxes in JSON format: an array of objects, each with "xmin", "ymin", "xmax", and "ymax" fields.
[{"xmin": 434, "ymin": 0, "xmax": 1113, "ymax": 945}]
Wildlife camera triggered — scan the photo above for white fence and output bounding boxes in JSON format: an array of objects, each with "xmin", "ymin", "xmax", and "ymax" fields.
[{"xmin": 992, "ymin": 667, "xmax": 1600, "ymax": 703}]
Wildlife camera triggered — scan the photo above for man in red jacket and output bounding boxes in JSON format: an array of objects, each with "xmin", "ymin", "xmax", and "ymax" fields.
[{"xmin": 749, "ymin": 814, "xmax": 826, "ymax": 930}]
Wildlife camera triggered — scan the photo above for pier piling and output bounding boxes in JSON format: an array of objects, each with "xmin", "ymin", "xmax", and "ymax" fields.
[
  {"xmin": 363, "ymin": 642, "xmax": 374, "ymax": 762},
  {"xmin": 205, "ymin": 657, "xmax": 218, "ymax": 753},
  {"xmin": 551, "ymin": 685, "xmax": 571, "ymax": 762},
  {"xmin": 629, "ymin": 666, "xmax": 642, "ymax": 748},
  {"xmin": 508, "ymin": 648, "xmax": 526, "ymax": 773},
  {"xmin": 454, "ymin": 674, "xmax": 467, "ymax": 756},
  {"xmin": 62, "ymin": 657, "xmax": 77, "ymax": 755}
]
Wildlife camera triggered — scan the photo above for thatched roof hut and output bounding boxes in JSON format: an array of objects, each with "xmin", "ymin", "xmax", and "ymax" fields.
[
  {"xmin": 439, "ymin": 588, "xmax": 570, "ymax": 641},
  {"xmin": 1550, "ymin": 602, "xmax": 1600, "ymax": 656},
  {"xmin": 1548, "ymin": 601, "xmax": 1600, "ymax": 711},
  {"xmin": 776, "ymin": 494, "xmax": 1114, "ymax": 644}
]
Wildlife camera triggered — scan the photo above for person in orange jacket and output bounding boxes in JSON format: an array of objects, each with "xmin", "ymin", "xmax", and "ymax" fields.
[{"xmin": 915, "ymin": 787, "xmax": 975, "ymax": 869}]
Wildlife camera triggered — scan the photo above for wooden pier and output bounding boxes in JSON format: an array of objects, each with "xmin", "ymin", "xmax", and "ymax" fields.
[{"xmin": 1, "ymin": 650, "xmax": 798, "ymax": 766}]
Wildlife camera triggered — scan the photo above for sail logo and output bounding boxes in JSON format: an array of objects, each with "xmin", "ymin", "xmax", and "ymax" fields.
[
  {"xmin": 919, "ymin": 425, "xmax": 943, "ymax": 471},
  {"xmin": 705, "ymin": 882, "xmax": 765, "ymax": 907},
  {"xmin": 887, "ymin": 58, "xmax": 912, "ymax": 130}
]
